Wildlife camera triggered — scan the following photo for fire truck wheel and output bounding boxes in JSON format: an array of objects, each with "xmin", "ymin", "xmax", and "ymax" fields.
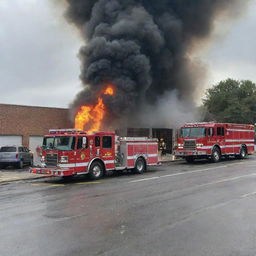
[
  {"xmin": 238, "ymin": 146, "xmax": 247, "ymax": 159},
  {"xmin": 89, "ymin": 161, "xmax": 104, "ymax": 180},
  {"xmin": 185, "ymin": 156, "xmax": 194, "ymax": 163},
  {"xmin": 211, "ymin": 147, "xmax": 221, "ymax": 163},
  {"xmin": 62, "ymin": 176, "xmax": 73, "ymax": 181},
  {"xmin": 133, "ymin": 158, "xmax": 146, "ymax": 174}
]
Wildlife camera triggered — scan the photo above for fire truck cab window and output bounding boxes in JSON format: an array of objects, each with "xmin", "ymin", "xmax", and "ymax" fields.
[
  {"xmin": 103, "ymin": 136, "xmax": 112, "ymax": 149},
  {"xmin": 95, "ymin": 136, "xmax": 100, "ymax": 147},
  {"xmin": 181, "ymin": 127, "xmax": 206, "ymax": 138},
  {"xmin": 77, "ymin": 137, "xmax": 88, "ymax": 150},
  {"xmin": 42, "ymin": 136, "xmax": 75, "ymax": 151},
  {"xmin": 217, "ymin": 127, "xmax": 225, "ymax": 136},
  {"xmin": 55, "ymin": 136, "xmax": 76, "ymax": 151},
  {"xmin": 43, "ymin": 137, "xmax": 54, "ymax": 150}
]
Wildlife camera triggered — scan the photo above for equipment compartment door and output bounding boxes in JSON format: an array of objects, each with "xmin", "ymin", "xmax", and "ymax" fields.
[
  {"xmin": 226, "ymin": 125, "xmax": 235, "ymax": 154},
  {"xmin": 101, "ymin": 135, "xmax": 115, "ymax": 169},
  {"xmin": 216, "ymin": 126, "xmax": 226, "ymax": 154}
]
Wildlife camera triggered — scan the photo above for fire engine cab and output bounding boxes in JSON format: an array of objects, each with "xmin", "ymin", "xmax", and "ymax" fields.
[
  {"xmin": 174, "ymin": 122, "xmax": 255, "ymax": 163},
  {"xmin": 30, "ymin": 129, "xmax": 159, "ymax": 179}
]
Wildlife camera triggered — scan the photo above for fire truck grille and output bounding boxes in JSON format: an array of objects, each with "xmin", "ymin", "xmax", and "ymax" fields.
[
  {"xmin": 184, "ymin": 140, "xmax": 196, "ymax": 150},
  {"xmin": 46, "ymin": 153, "xmax": 58, "ymax": 167}
]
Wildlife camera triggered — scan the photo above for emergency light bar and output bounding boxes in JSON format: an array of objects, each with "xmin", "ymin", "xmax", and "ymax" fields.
[
  {"xmin": 185, "ymin": 122, "xmax": 215, "ymax": 126},
  {"xmin": 49, "ymin": 129, "xmax": 86, "ymax": 134}
]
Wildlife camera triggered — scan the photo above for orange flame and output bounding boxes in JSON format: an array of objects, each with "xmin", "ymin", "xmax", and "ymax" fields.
[
  {"xmin": 104, "ymin": 86, "xmax": 114, "ymax": 95},
  {"xmin": 75, "ymin": 85, "xmax": 114, "ymax": 133}
]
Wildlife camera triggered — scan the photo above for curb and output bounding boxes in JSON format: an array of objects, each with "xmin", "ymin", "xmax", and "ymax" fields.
[{"xmin": 0, "ymin": 175, "xmax": 51, "ymax": 185}]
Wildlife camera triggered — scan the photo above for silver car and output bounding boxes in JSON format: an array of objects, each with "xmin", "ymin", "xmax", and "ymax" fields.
[{"xmin": 0, "ymin": 146, "xmax": 33, "ymax": 169}]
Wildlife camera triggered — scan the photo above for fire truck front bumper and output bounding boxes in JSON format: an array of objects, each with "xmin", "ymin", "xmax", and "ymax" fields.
[
  {"xmin": 29, "ymin": 167, "xmax": 76, "ymax": 177},
  {"xmin": 173, "ymin": 150, "xmax": 207, "ymax": 157}
]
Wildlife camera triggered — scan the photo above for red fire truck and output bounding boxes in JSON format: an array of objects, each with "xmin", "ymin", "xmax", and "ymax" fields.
[
  {"xmin": 174, "ymin": 122, "xmax": 255, "ymax": 163},
  {"xmin": 30, "ymin": 129, "xmax": 159, "ymax": 179}
]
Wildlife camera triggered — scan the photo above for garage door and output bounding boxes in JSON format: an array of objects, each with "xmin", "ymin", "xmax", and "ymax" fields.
[
  {"xmin": 29, "ymin": 136, "xmax": 44, "ymax": 166},
  {"xmin": 0, "ymin": 135, "xmax": 22, "ymax": 147}
]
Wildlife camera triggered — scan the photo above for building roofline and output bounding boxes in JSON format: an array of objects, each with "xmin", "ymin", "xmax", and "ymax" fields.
[{"xmin": 0, "ymin": 103, "xmax": 69, "ymax": 110}]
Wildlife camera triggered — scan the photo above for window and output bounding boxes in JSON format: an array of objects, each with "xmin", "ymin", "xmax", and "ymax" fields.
[
  {"xmin": 42, "ymin": 137, "xmax": 54, "ymax": 149},
  {"xmin": 180, "ymin": 128, "xmax": 206, "ymax": 138},
  {"xmin": 0, "ymin": 147, "xmax": 16, "ymax": 152},
  {"xmin": 55, "ymin": 137, "xmax": 76, "ymax": 150},
  {"xmin": 102, "ymin": 136, "xmax": 112, "ymax": 149},
  {"xmin": 42, "ymin": 136, "xmax": 75, "ymax": 151},
  {"xmin": 217, "ymin": 127, "xmax": 225, "ymax": 136},
  {"xmin": 77, "ymin": 137, "xmax": 88, "ymax": 150},
  {"xmin": 95, "ymin": 136, "xmax": 100, "ymax": 147}
]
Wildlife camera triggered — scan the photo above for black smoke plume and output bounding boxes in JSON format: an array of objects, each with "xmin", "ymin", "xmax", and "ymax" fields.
[{"xmin": 65, "ymin": 0, "xmax": 246, "ymax": 129}]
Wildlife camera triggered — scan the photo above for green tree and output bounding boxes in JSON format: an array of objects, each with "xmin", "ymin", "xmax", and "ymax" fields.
[{"xmin": 203, "ymin": 79, "xmax": 256, "ymax": 124}]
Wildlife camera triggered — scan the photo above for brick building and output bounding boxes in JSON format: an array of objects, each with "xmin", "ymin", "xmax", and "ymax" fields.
[{"xmin": 0, "ymin": 104, "xmax": 73, "ymax": 151}]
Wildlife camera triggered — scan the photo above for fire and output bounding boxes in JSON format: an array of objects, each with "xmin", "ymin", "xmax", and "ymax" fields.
[
  {"xmin": 104, "ymin": 86, "xmax": 114, "ymax": 95},
  {"xmin": 75, "ymin": 86, "xmax": 114, "ymax": 133}
]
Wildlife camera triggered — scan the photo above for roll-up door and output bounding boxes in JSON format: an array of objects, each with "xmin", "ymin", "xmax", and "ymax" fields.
[{"xmin": 0, "ymin": 135, "xmax": 22, "ymax": 147}]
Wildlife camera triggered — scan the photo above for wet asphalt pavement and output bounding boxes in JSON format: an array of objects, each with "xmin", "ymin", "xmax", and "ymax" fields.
[{"xmin": 1, "ymin": 157, "xmax": 256, "ymax": 256}]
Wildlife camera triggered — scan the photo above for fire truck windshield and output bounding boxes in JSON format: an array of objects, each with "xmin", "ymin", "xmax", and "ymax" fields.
[
  {"xmin": 42, "ymin": 136, "xmax": 76, "ymax": 151},
  {"xmin": 181, "ymin": 127, "xmax": 206, "ymax": 138}
]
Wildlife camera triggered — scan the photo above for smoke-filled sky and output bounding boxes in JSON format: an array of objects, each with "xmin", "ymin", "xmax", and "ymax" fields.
[{"xmin": 0, "ymin": 0, "xmax": 256, "ymax": 109}]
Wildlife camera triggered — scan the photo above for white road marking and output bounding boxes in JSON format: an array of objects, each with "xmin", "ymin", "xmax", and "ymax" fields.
[
  {"xmin": 241, "ymin": 191, "xmax": 256, "ymax": 198},
  {"xmin": 130, "ymin": 176, "xmax": 160, "ymax": 182},
  {"xmin": 129, "ymin": 162, "xmax": 256, "ymax": 183},
  {"xmin": 196, "ymin": 173, "xmax": 256, "ymax": 188},
  {"xmin": 130, "ymin": 165, "xmax": 228, "ymax": 183}
]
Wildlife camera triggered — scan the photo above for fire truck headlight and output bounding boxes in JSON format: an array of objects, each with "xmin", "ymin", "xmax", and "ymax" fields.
[
  {"xmin": 178, "ymin": 144, "xmax": 184, "ymax": 149},
  {"xmin": 41, "ymin": 156, "xmax": 45, "ymax": 163},
  {"xmin": 60, "ymin": 156, "xmax": 68, "ymax": 163},
  {"xmin": 196, "ymin": 143, "xmax": 203, "ymax": 148}
]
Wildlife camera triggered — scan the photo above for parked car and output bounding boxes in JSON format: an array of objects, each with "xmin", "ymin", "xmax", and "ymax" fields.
[{"xmin": 0, "ymin": 146, "xmax": 33, "ymax": 169}]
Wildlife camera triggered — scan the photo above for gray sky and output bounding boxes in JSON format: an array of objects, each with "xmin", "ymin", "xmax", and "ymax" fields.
[{"xmin": 0, "ymin": 0, "xmax": 256, "ymax": 108}]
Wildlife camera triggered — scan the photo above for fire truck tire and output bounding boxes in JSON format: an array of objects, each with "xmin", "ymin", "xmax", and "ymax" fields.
[
  {"xmin": 185, "ymin": 156, "xmax": 194, "ymax": 163},
  {"xmin": 62, "ymin": 176, "xmax": 73, "ymax": 181},
  {"xmin": 89, "ymin": 161, "xmax": 104, "ymax": 180},
  {"xmin": 133, "ymin": 157, "xmax": 146, "ymax": 174},
  {"xmin": 211, "ymin": 147, "xmax": 221, "ymax": 163},
  {"xmin": 237, "ymin": 146, "xmax": 247, "ymax": 159}
]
